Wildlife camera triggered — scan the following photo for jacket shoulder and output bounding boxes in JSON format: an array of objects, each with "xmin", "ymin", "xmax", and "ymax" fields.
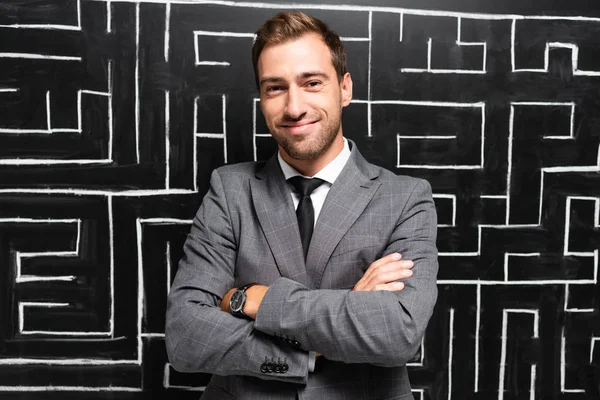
[
  {"xmin": 369, "ymin": 163, "xmax": 432, "ymax": 195},
  {"xmin": 212, "ymin": 161, "xmax": 266, "ymax": 183},
  {"xmin": 215, "ymin": 161, "xmax": 263, "ymax": 175}
]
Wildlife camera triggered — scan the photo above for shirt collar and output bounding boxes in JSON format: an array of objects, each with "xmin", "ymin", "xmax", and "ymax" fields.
[{"xmin": 277, "ymin": 137, "xmax": 351, "ymax": 185}]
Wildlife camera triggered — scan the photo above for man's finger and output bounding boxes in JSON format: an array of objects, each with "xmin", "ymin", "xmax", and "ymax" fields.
[
  {"xmin": 360, "ymin": 259, "xmax": 414, "ymax": 286},
  {"xmin": 354, "ymin": 263, "xmax": 413, "ymax": 291},
  {"xmin": 367, "ymin": 252, "xmax": 402, "ymax": 271},
  {"xmin": 359, "ymin": 268, "xmax": 413, "ymax": 291},
  {"xmin": 371, "ymin": 267, "xmax": 413, "ymax": 285},
  {"xmin": 361, "ymin": 253, "xmax": 403, "ymax": 281},
  {"xmin": 373, "ymin": 281, "xmax": 405, "ymax": 292}
]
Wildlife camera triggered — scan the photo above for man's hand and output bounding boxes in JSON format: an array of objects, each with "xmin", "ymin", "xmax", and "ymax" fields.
[
  {"xmin": 353, "ymin": 252, "xmax": 413, "ymax": 292},
  {"xmin": 220, "ymin": 285, "xmax": 269, "ymax": 319}
]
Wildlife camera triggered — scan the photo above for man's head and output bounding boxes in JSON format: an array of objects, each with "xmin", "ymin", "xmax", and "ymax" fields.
[
  {"xmin": 253, "ymin": 11, "xmax": 353, "ymax": 175},
  {"xmin": 252, "ymin": 11, "xmax": 347, "ymax": 88}
]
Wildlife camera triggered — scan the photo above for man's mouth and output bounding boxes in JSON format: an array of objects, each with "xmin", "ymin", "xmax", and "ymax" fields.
[{"xmin": 280, "ymin": 120, "xmax": 317, "ymax": 134}]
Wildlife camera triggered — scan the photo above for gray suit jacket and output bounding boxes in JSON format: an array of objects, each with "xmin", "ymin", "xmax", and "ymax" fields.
[{"xmin": 166, "ymin": 142, "xmax": 438, "ymax": 400}]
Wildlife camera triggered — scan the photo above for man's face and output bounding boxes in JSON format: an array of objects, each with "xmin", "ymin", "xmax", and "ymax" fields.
[{"xmin": 257, "ymin": 33, "xmax": 352, "ymax": 163}]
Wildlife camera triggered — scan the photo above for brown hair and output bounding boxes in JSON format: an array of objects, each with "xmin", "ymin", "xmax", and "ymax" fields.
[{"xmin": 252, "ymin": 11, "xmax": 347, "ymax": 88}]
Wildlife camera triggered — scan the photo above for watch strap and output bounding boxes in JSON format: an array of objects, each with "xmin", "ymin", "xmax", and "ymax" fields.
[{"xmin": 238, "ymin": 282, "xmax": 258, "ymax": 293}]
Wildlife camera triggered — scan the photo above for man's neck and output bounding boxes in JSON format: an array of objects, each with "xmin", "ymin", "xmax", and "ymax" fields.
[{"xmin": 279, "ymin": 134, "xmax": 345, "ymax": 177}]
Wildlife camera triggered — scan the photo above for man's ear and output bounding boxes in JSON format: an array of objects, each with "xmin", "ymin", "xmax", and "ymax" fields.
[{"xmin": 340, "ymin": 72, "xmax": 353, "ymax": 107}]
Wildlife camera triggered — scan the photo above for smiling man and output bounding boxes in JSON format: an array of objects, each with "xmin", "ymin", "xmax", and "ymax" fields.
[
  {"xmin": 257, "ymin": 31, "xmax": 351, "ymax": 176},
  {"xmin": 166, "ymin": 11, "xmax": 439, "ymax": 400}
]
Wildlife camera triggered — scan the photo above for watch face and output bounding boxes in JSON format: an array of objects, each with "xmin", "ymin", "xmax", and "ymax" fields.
[{"xmin": 230, "ymin": 290, "xmax": 245, "ymax": 313}]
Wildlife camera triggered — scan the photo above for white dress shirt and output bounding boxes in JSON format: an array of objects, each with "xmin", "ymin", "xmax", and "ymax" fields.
[{"xmin": 278, "ymin": 138, "xmax": 351, "ymax": 226}]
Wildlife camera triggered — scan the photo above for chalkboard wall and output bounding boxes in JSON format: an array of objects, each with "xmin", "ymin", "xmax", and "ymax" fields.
[{"xmin": 1, "ymin": 0, "xmax": 599, "ymax": 398}]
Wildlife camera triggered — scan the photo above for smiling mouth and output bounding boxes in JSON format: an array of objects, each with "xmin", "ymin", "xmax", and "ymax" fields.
[
  {"xmin": 279, "ymin": 121, "xmax": 317, "ymax": 135},
  {"xmin": 280, "ymin": 121, "xmax": 317, "ymax": 128}
]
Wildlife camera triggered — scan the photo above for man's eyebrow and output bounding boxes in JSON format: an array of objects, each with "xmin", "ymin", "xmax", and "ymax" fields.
[
  {"xmin": 298, "ymin": 71, "xmax": 330, "ymax": 80},
  {"xmin": 259, "ymin": 77, "xmax": 284, "ymax": 87},
  {"xmin": 259, "ymin": 72, "xmax": 331, "ymax": 87}
]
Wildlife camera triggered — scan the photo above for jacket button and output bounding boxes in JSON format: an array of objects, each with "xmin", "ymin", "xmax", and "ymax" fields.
[
  {"xmin": 292, "ymin": 340, "xmax": 300, "ymax": 346},
  {"xmin": 266, "ymin": 362, "xmax": 274, "ymax": 373},
  {"xmin": 274, "ymin": 363, "xmax": 281, "ymax": 373},
  {"xmin": 260, "ymin": 363, "xmax": 268, "ymax": 373},
  {"xmin": 281, "ymin": 363, "xmax": 289, "ymax": 373}
]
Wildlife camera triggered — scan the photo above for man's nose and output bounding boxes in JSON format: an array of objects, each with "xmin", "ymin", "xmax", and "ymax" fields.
[{"xmin": 284, "ymin": 86, "xmax": 307, "ymax": 119}]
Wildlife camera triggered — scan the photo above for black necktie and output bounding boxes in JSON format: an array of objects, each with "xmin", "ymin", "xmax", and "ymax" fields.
[{"xmin": 288, "ymin": 176, "xmax": 325, "ymax": 259}]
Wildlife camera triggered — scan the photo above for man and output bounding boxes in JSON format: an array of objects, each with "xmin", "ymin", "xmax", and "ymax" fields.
[{"xmin": 166, "ymin": 11, "xmax": 438, "ymax": 400}]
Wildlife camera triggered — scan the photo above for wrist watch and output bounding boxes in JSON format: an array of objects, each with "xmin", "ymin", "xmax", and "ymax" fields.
[{"xmin": 229, "ymin": 282, "xmax": 258, "ymax": 318}]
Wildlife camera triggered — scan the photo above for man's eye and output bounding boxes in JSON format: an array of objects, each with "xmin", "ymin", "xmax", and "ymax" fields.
[
  {"xmin": 266, "ymin": 86, "xmax": 283, "ymax": 93},
  {"xmin": 306, "ymin": 81, "xmax": 322, "ymax": 88}
]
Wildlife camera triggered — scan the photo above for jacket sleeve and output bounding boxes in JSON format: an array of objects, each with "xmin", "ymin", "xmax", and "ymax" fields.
[
  {"xmin": 253, "ymin": 178, "xmax": 439, "ymax": 367},
  {"xmin": 165, "ymin": 169, "xmax": 310, "ymax": 384}
]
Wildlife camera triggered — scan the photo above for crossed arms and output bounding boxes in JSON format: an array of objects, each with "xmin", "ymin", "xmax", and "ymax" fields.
[
  {"xmin": 165, "ymin": 170, "xmax": 438, "ymax": 384},
  {"xmin": 221, "ymin": 252, "xmax": 414, "ymax": 318}
]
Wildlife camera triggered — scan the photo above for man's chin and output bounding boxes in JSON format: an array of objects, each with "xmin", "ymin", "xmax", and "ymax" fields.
[{"xmin": 282, "ymin": 145, "xmax": 324, "ymax": 161}]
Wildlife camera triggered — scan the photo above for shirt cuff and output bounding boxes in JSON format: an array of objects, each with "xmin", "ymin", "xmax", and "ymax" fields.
[{"xmin": 308, "ymin": 351, "xmax": 317, "ymax": 372}]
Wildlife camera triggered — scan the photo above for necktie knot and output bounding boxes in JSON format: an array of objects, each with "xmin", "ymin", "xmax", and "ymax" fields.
[{"xmin": 288, "ymin": 176, "xmax": 325, "ymax": 198}]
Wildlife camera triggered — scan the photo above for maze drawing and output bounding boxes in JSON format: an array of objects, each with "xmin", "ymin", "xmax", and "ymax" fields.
[{"xmin": 0, "ymin": 0, "xmax": 599, "ymax": 398}]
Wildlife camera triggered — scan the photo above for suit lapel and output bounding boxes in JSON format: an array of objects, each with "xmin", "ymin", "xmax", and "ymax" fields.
[
  {"xmin": 306, "ymin": 146, "xmax": 381, "ymax": 288},
  {"xmin": 250, "ymin": 155, "xmax": 308, "ymax": 286}
]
